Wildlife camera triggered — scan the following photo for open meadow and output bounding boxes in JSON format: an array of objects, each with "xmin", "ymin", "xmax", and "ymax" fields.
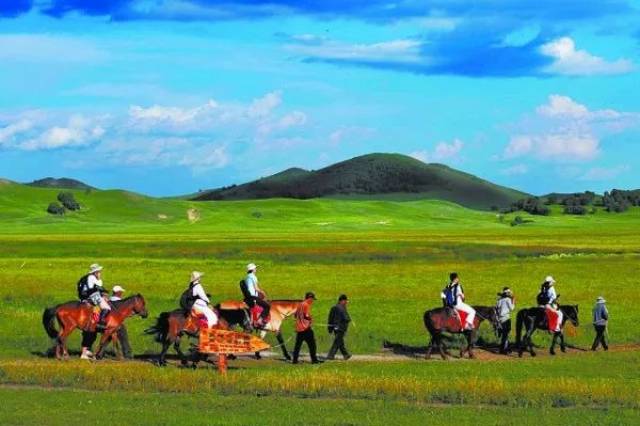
[{"xmin": 1, "ymin": 183, "xmax": 640, "ymax": 424}]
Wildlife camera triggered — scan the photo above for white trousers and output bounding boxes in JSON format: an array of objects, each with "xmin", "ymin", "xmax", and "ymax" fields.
[
  {"xmin": 192, "ymin": 300, "xmax": 218, "ymax": 327},
  {"xmin": 456, "ymin": 302, "xmax": 476, "ymax": 328}
]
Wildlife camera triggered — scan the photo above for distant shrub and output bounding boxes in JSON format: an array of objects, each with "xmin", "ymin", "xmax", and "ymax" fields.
[
  {"xmin": 510, "ymin": 215, "xmax": 524, "ymax": 227},
  {"xmin": 252, "ymin": 211, "xmax": 263, "ymax": 219},
  {"xmin": 47, "ymin": 202, "xmax": 65, "ymax": 215},
  {"xmin": 57, "ymin": 192, "xmax": 80, "ymax": 211},
  {"xmin": 563, "ymin": 205, "xmax": 587, "ymax": 215},
  {"xmin": 506, "ymin": 197, "xmax": 549, "ymax": 216}
]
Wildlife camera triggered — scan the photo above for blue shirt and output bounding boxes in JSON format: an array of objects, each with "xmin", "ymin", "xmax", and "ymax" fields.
[{"xmin": 245, "ymin": 273, "xmax": 258, "ymax": 297}]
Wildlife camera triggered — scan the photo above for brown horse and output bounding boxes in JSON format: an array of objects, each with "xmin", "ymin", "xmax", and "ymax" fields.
[
  {"xmin": 216, "ymin": 299, "xmax": 301, "ymax": 360},
  {"xmin": 144, "ymin": 309, "xmax": 229, "ymax": 366},
  {"xmin": 42, "ymin": 294, "xmax": 148, "ymax": 360},
  {"xmin": 423, "ymin": 305, "xmax": 498, "ymax": 359}
]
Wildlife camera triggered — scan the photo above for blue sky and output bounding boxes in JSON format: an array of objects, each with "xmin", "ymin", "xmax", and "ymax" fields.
[{"xmin": 1, "ymin": 1, "xmax": 640, "ymax": 196}]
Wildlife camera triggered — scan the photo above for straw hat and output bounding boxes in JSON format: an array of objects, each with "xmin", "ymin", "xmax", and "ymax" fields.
[
  {"xmin": 190, "ymin": 271, "xmax": 204, "ymax": 283},
  {"xmin": 89, "ymin": 264, "xmax": 103, "ymax": 274}
]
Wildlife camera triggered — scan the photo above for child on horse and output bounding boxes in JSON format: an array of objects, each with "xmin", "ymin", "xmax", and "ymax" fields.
[
  {"xmin": 537, "ymin": 276, "xmax": 563, "ymax": 332},
  {"xmin": 441, "ymin": 272, "xmax": 476, "ymax": 331},
  {"xmin": 242, "ymin": 263, "xmax": 271, "ymax": 327},
  {"xmin": 77, "ymin": 263, "xmax": 111, "ymax": 331}
]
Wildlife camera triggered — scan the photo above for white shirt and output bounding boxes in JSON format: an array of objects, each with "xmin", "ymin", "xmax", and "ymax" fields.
[
  {"xmin": 110, "ymin": 295, "xmax": 121, "ymax": 302},
  {"xmin": 547, "ymin": 286, "xmax": 558, "ymax": 304},
  {"xmin": 245, "ymin": 273, "xmax": 259, "ymax": 297},
  {"xmin": 191, "ymin": 282, "xmax": 210, "ymax": 304},
  {"xmin": 87, "ymin": 274, "xmax": 103, "ymax": 291}
]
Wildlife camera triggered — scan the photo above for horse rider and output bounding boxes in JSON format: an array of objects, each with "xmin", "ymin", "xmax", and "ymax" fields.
[
  {"xmin": 109, "ymin": 285, "xmax": 133, "ymax": 359},
  {"xmin": 243, "ymin": 263, "xmax": 271, "ymax": 327},
  {"xmin": 495, "ymin": 286, "xmax": 515, "ymax": 354},
  {"xmin": 187, "ymin": 271, "xmax": 218, "ymax": 328},
  {"xmin": 441, "ymin": 272, "xmax": 476, "ymax": 331},
  {"xmin": 77, "ymin": 263, "xmax": 111, "ymax": 331},
  {"xmin": 537, "ymin": 276, "xmax": 563, "ymax": 333}
]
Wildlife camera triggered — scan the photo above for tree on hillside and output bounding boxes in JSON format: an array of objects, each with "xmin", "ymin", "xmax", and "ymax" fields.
[
  {"xmin": 47, "ymin": 202, "xmax": 65, "ymax": 215},
  {"xmin": 57, "ymin": 192, "xmax": 80, "ymax": 211}
]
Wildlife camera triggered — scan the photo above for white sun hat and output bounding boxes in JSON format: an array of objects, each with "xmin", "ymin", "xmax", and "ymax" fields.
[
  {"xmin": 545, "ymin": 275, "xmax": 556, "ymax": 285},
  {"xmin": 596, "ymin": 296, "xmax": 606, "ymax": 303},
  {"xmin": 190, "ymin": 271, "xmax": 204, "ymax": 283},
  {"xmin": 89, "ymin": 264, "xmax": 103, "ymax": 274},
  {"xmin": 112, "ymin": 285, "xmax": 125, "ymax": 293},
  {"xmin": 247, "ymin": 263, "xmax": 258, "ymax": 271}
]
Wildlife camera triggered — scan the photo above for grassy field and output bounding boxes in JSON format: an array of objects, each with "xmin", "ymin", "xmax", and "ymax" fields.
[{"xmin": 1, "ymin": 181, "xmax": 639, "ymax": 424}]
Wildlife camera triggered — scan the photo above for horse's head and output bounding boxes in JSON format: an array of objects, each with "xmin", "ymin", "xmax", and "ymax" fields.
[
  {"xmin": 133, "ymin": 294, "xmax": 148, "ymax": 318},
  {"xmin": 562, "ymin": 304, "xmax": 579, "ymax": 327}
]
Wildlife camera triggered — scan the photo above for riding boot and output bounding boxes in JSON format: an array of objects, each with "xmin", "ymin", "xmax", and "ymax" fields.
[{"xmin": 96, "ymin": 309, "xmax": 109, "ymax": 332}]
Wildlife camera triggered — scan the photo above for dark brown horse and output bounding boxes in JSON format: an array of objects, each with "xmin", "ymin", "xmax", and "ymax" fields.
[
  {"xmin": 515, "ymin": 305, "xmax": 579, "ymax": 357},
  {"xmin": 423, "ymin": 305, "xmax": 498, "ymax": 359},
  {"xmin": 42, "ymin": 294, "xmax": 148, "ymax": 360},
  {"xmin": 144, "ymin": 309, "xmax": 229, "ymax": 366}
]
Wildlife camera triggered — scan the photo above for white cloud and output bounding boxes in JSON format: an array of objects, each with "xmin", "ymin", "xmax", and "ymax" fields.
[
  {"xmin": 505, "ymin": 95, "xmax": 640, "ymax": 162},
  {"xmin": 0, "ymin": 119, "xmax": 33, "ymax": 146},
  {"xmin": 540, "ymin": 37, "xmax": 633, "ymax": 76},
  {"xmin": 286, "ymin": 38, "xmax": 424, "ymax": 64},
  {"xmin": 501, "ymin": 164, "xmax": 529, "ymax": 176},
  {"xmin": 411, "ymin": 139, "xmax": 464, "ymax": 163},
  {"xmin": 248, "ymin": 91, "xmax": 282, "ymax": 118},
  {"xmin": 19, "ymin": 115, "xmax": 105, "ymax": 151},
  {"xmin": 179, "ymin": 145, "xmax": 230, "ymax": 171},
  {"xmin": 580, "ymin": 165, "xmax": 631, "ymax": 181}
]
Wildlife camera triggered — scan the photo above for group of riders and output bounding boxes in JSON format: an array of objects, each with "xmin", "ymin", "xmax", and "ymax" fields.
[{"xmin": 74, "ymin": 263, "xmax": 589, "ymax": 360}]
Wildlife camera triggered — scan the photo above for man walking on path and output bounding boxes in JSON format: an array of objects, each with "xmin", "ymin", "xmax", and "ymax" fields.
[
  {"xmin": 326, "ymin": 294, "xmax": 352, "ymax": 360},
  {"xmin": 495, "ymin": 287, "xmax": 515, "ymax": 354},
  {"xmin": 110, "ymin": 285, "xmax": 133, "ymax": 359},
  {"xmin": 592, "ymin": 296, "xmax": 609, "ymax": 351},
  {"xmin": 292, "ymin": 292, "xmax": 322, "ymax": 364}
]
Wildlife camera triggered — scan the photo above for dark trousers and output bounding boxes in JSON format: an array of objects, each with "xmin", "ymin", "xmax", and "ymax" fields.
[
  {"xmin": 591, "ymin": 325, "xmax": 608, "ymax": 350},
  {"xmin": 117, "ymin": 325, "xmax": 133, "ymax": 358},
  {"xmin": 246, "ymin": 297, "xmax": 271, "ymax": 319},
  {"xmin": 292, "ymin": 328, "xmax": 318, "ymax": 362},
  {"xmin": 499, "ymin": 319, "xmax": 511, "ymax": 353},
  {"xmin": 327, "ymin": 331, "xmax": 350, "ymax": 359}
]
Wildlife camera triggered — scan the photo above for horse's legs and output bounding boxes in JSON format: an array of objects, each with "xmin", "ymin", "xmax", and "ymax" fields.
[
  {"xmin": 436, "ymin": 334, "xmax": 447, "ymax": 360},
  {"xmin": 467, "ymin": 330, "xmax": 477, "ymax": 359},
  {"xmin": 550, "ymin": 332, "xmax": 558, "ymax": 355},
  {"xmin": 425, "ymin": 336, "xmax": 434, "ymax": 360},
  {"xmin": 527, "ymin": 330, "xmax": 536, "ymax": 357},
  {"xmin": 56, "ymin": 323, "xmax": 74, "ymax": 361},
  {"xmin": 174, "ymin": 335, "xmax": 188, "ymax": 366},
  {"xmin": 559, "ymin": 332, "xmax": 566, "ymax": 352},
  {"xmin": 112, "ymin": 333, "xmax": 123, "ymax": 360},
  {"xmin": 158, "ymin": 338, "xmax": 171, "ymax": 366},
  {"xmin": 276, "ymin": 332, "xmax": 291, "ymax": 360},
  {"xmin": 95, "ymin": 330, "xmax": 116, "ymax": 359}
]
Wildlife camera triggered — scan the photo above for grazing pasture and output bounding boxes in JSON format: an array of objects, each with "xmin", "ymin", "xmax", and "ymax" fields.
[{"xmin": 1, "ymin": 182, "xmax": 639, "ymax": 423}]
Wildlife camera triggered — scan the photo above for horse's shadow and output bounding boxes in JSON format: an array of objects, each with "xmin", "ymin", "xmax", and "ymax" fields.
[{"xmin": 383, "ymin": 336, "xmax": 502, "ymax": 358}]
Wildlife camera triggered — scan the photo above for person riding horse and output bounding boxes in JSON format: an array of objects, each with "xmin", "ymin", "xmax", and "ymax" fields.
[
  {"xmin": 440, "ymin": 272, "xmax": 476, "ymax": 331},
  {"xmin": 181, "ymin": 271, "xmax": 218, "ymax": 328},
  {"xmin": 242, "ymin": 263, "xmax": 271, "ymax": 328},
  {"xmin": 77, "ymin": 265, "xmax": 111, "ymax": 358},
  {"xmin": 537, "ymin": 276, "xmax": 563, "ymax": 332}
]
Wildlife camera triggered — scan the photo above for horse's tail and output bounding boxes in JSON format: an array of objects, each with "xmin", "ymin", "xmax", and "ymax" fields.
[
  {"xmin": 515, "ymin": 309, "xmax": 525, "ymax": 346},
  {"xmin": 42, "ymin": 306, "xmax": 59, "ymax": 339},
  {"xmin": 144, "ymin": 311, "xmax": 171, "ymax": 343}
]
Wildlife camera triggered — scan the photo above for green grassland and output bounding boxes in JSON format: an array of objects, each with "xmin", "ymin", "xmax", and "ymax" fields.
[{"xmin": 1, "ymin": 181, "xmax": 639, "ymax": 424}]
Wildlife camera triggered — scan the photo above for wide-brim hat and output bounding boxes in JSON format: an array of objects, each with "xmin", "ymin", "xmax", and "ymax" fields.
[
  {"xmin": 190, "ymin": 271, "xmax": 204, "ymax": 283},
  {"xmin": 247, "ymin": 263, "xmax": 258, "ymax": 271},
  {"xmin": 112, "ymin": 285, "xmax": 125, "ymax": 293},
  {"xmin": 545, "ymin": 275, "xmax": 556, "ymax": 285},
  {"xmin": 596, "ymin": 296, "xmax": 606, "ymax": 303},
  {"xmin": 89, "ymin": 263, "xmax": 103, "ymax": 274}
]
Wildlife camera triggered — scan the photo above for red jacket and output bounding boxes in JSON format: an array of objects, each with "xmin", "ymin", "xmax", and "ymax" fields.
[{"xmin": 295, "ymin": 299, "xmax": 313, "ymax": 332}]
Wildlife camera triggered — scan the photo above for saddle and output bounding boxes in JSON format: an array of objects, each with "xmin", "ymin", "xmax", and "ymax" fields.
[
  {"xmin": 249, "ymin": 304, "xmax": 271, "ymax": 329},
  {"xmin": 80, "ymin": 301, "xmax": 101, "ymax": 332}
]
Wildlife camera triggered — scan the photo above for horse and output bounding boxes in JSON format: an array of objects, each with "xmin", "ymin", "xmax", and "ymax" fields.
[
  {"xmin": 423, "ymin": 305, "xmax": 498, "ymax": 359},
  {"xmin": 216, "ymin": 299, "xmax": 301, "ymax": 360},
  {"xmin": 144, "ymin": 309, "xmax": 229, "ymax": 366},
  {"xmin": 42, "ymin": 294, "xmax": 148, "ymax": 360},
  {"xmin": 515, "ymin": 305, "xmax": 579, "ymax": 357}
]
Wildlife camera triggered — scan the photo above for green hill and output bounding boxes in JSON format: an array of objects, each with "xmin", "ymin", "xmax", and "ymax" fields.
[
  {"xmin": 192, "ymin": 153, "xmax": 528, "ymax": 210},
  {"xmin": 26, "ymin": 177, "xmax": 94, "ymax": 190}
]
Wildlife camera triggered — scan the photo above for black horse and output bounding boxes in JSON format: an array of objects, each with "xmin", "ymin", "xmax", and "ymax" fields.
[
  {"xmin": 424, "ymin": 305, "xmax": 498, "ymax": 359},
  {"xmin": 515, "ymin": 305, "xmax": 579, "ymax": 357}
]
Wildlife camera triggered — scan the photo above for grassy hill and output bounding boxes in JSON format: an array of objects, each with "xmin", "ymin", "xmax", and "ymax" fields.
[{"xmin": 192, "ymin": 153, "xmax": 529, "ymax": 210}]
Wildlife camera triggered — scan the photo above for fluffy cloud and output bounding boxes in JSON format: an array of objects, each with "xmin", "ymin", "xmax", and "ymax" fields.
[
  {"xmin": 1, "ymin": 91, "xmax": 310, "ymax": 172},
  {"xmin": 504, "ymin": 95, "xmax": 640, "ymax": 162},
  {"xmin": 411, "ymin": 139, "xmax": 464, "ymax": 163},
  {"xmin": 540, "ymin": 37, "xmax": 633, "ymax": 76}
]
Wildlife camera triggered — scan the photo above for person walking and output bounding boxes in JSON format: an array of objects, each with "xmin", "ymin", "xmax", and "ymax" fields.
[
  {"xmin": 292, "ymin": 292, "xmax": 322, "ymax": 364},
  {"xmin": 326, "ymin": 294, "xmax": 352, "ymax": 360},
  {"xmin": 495, "ymin": 287, "xmax": 515, "ymax": 354},
  {"xmin": 591, "ymin": 296, "xmax": 609, "ymax": 351},
  {"xmin": 109, "ymin": 285, "xmax": 133, "ymax": 359}
]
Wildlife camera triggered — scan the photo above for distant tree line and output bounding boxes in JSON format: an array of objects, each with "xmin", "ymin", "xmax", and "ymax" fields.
[
  {"xmin": 603, "ymin": 189, "xmax": 640, "ymax": 213},
  {"xmin": 502, "ymin": 197, "xmax": 550, "ymax": 216}
]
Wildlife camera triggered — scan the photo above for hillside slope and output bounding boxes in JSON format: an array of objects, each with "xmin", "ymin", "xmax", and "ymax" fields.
[
  {"xmin": 27, "ymin": 177, "xmax": 94, "ymax": 190},
  {"xmin": 193, "ymin": 153, "xmax": 528, "ymax": 209}
]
